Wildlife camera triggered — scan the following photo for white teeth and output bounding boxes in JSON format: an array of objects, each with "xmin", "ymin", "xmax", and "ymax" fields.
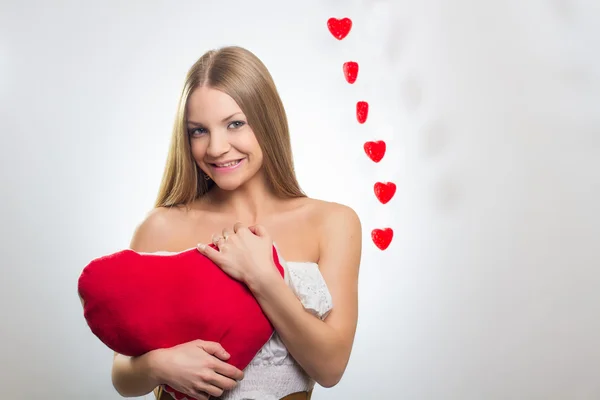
[{"xmin": 215, "ymin": 159, "xmax": 241, "ymax": 168}]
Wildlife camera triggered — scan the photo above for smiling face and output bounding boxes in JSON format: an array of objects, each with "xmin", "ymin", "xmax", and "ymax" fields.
[
  {"xmin": 154, "ymin": 46, "xmax": 307, "ymax": 208},
  {"xmin": 186, "ymin": 86, "xmax": 264, "ymax": 192}
]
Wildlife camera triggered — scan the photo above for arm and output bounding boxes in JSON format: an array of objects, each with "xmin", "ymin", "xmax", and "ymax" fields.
[
  {"xmin": 111, "ymin": 207, "xmax": 172, "ymax": 397},
  {"xmin": 112, "ymin": 351, "xmax": 163, "ymax": 397},
  {"xmin": 78, "ymin": 300, "xmax": 159, "ymax": 397},
  {"xmin": 247, "ymin": 203, "xmax": 361, "ymax": 388},
  {"xmin": 109, "ymin": 207, "xmax": 244, "ymax": 398}
]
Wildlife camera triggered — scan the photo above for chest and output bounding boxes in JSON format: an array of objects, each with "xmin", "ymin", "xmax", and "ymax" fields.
[{"xmin": 169, "ymin": 214, "xmax": 320, "ymax": 265}]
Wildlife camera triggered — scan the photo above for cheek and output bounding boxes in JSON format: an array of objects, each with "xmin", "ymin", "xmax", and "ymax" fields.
[
  {"xmin": 243, "ymin": 137, "xmax": 263, "ymax": 164},
  {"xmin": 190, "ymin": 140, "xmax": 206, "ymax": 161},
  {"xmin": 253, "ymin": 146, "xmax": 264, "ymax": 163},
  {"xmin": 244, "ymin": 131, "xmax": 263, "ymax": 157},
  {"xmin": 232, "ymin": 130, "xmax": 261, "ymax": 156}
]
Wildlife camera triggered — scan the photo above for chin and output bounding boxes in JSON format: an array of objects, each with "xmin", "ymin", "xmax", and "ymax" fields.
[
  {"xmin": 212, "ymin": 177, "xmax": 246, "ymax": 191},
  {"xmin": 213, "ymin": 167, "xmax": 262, "ymax": 191}
]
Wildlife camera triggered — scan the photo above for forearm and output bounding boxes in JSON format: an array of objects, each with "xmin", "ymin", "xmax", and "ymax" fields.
[
  {"xmin": 111, "ymin": 352, "xmax": 161, "ymax": 397},
  {"xmin": 248, "ymin": 273, "xmax": 348, "ymax": 387}
]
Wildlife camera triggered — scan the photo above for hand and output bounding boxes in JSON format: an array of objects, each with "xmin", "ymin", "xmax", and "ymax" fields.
[
  {"xmin": 150, "ymin": 339, "xmax": 244, "ymax": 399},
  {"xmin": 197, "ymin": 223, "xmax": 277, "ymax": 285}
]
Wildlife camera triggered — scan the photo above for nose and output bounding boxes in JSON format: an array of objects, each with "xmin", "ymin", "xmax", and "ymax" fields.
[{"xmin": 205, "ymin": 130, "xmax": 231, "ymax": 158}]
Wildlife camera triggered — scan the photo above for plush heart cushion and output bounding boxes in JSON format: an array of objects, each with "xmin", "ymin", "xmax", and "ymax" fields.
[{"xmin": 78, "ymin": 244, "xmax": 284, "ymax": 400}]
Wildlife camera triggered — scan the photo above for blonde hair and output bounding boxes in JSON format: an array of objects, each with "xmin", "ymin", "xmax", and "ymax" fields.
[{"xmin": 154, "ymin": 46, "xmax": 306, "ymax": 208}]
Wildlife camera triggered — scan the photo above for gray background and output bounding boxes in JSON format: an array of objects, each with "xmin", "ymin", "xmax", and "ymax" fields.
[{"xmin": 1, "ymin": 0, "xmax": 599, "ymax": 398}]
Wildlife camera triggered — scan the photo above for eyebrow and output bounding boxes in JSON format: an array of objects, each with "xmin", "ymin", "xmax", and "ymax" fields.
[{"xmin": 187, "ymin": 112, "xmax": 242, "ymax": 126}]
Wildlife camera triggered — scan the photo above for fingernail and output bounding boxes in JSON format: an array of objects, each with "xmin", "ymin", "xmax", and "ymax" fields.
[{"xmin": 197, "ymin": 243, "xmax": 206, "ymax": 251}]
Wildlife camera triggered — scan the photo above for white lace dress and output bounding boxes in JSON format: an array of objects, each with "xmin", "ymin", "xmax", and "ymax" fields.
[
  {"xmin": 149, "ymin": 246, "xmax": 334, "ymax": 400},
  {"xmin": 216, "ymin": 256, "xmax": 333, "ymax": 400}
]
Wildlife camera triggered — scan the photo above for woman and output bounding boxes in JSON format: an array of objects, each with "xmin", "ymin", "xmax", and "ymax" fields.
[{"xmin": 110, "ymin": 46, "xmax": 361, "ymax": 400}]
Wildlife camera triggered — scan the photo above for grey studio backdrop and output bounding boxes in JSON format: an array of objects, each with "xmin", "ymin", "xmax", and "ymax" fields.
[{"xmin": 0, "ymin": 0, "xmax": 599, "ymax": 399}]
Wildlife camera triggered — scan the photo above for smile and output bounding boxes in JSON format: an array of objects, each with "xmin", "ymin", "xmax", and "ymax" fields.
[{"xmin": 210, "ymin": 158, "xmax": 245, "ymax": 171}]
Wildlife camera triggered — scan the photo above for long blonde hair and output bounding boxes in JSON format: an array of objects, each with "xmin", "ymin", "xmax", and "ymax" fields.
[{"xmin": 154, "ymin": 46, "xmax": 306, "ymax": 208}]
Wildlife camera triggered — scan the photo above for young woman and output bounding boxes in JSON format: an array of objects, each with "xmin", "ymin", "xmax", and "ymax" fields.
[{"xmin": 110, "ymin": 46, "xmax": 362, "ymax": 400}]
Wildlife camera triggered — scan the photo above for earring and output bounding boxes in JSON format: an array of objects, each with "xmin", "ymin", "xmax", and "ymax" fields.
[{"xmin": 204, "ymin": 174, "xmax": 211, "ymax": 181}]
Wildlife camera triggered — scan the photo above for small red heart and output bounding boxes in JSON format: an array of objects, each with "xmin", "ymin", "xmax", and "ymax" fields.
[
  {"xmin": 363, "ymin": 140, "xmax": 386, "ymax": 163},
  {"xmin": 327, "ymin": 17, "xmax": 352, "ymax": 40},
  {"xmin": 343, "ymin": 61, "xmax": 359, "ymax": 84},
  {"xmin": 372, "ymin": 228, "xmax": 393, "ymax": 250},
  {"xmin": 374, "ymin": 182, "xmax": 396, "ymax": 204},
  {"xmin": 356, "ymin": 101, "xmax": 369, "ymax": 124}
]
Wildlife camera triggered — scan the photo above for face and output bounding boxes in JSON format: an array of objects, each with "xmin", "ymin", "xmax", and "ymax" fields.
[{"xmin": 186, "ymin": 86, "xmax": 264, "ymax": 191}]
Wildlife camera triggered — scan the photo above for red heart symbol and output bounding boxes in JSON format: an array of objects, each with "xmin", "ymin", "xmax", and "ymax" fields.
[
  {"xmin": 343, "ymin": 61, "xmax": 359, "ymax": 84},
  {"xmin": 356, "ymin": 101, "xmax": 369, "ymax": 124},
  {"xmin": 363, "ymin": 140, "xmax": 386, "ymax": 163},
  {"xmin": 327, "ymin": 17, "xmax": 352, "ymax": 40},
  {"xmin": 372, "ymin": 228, "xmax": 393, "ymax": 250},
  {"xmin": 374, "ymin": 182, "xmax": 396, "ymax": 204}
]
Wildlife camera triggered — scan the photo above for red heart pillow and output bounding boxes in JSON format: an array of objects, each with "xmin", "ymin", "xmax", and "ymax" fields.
[{"xmin": 78, "ymin": 244, "xmax": 284, "ymax": 399}]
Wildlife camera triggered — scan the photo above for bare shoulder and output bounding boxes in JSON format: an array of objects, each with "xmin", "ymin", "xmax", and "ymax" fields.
[
  {"xmin": 129, "ymin": 206, "xmax": 183, "ymax": 252},
  {"xmin": 300, "ymin": 198, "xmax": 361, "ymax": 232},
  {"xmin": 301, "ymin": 198, "xmax": 362, "ymax": 282},
  {"xmin": 296, "ymin": 198, "xmax": 362, "ymax": 263}
]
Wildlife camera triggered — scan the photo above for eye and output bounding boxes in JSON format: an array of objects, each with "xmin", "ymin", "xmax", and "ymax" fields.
[
  {"xmin": 188, "ymin": 127, "xmax": 207, "ymax": 137},
  {"xmin": 228, "ymin": 120, "xmax": 245, "ymax": 129}
]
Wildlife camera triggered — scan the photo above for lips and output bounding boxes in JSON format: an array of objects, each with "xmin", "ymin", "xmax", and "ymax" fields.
[
  {"xmin": 212, "ymin": 159, "xmax": 242, "ymax": 168},
  {"xmin": 209, "ymin": 158, "xmax": 246, "ymax": 172}
]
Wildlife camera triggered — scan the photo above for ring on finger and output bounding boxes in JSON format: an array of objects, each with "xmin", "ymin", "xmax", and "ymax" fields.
[
  {"xmin": 215, "ymin": 237, "xmax": 227, "ymax": 249},
  {"xmin": 212, "ymin": 234, "xmax": 223, "ymax": 245}
]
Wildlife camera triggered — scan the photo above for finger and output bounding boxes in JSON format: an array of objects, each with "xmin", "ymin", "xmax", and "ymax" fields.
[
  {"xmin": 195, "ymin": 382, "xmax": 224, "ymax": 399},
  {"xmin": 194, "ymin": 393, "xmax": 210, "ymax": 400},
  {"xmin": 166, "ymin": 385, "xmax": 209, "ymax": 400},
  {"xmin": 233, "ymin": 221, "xmax": 246, "ymax": 233},
  {"xmin": 183, "ymin": 389, "xmax": 209, "ymax": 400},
  {"xmin": 211, "ymin": 359, "xmax": 245, "ymax": 381},
  {"xmin": 204, "ymin": 369, "xmax": 239, "ymax": 391},
  {"xmin": 211, "ymin": 234, "xmax": 222, "ymax": 246},
  {"xmin": 222, "ymin": 228, "xmax": 233, "ymax": 241},
  {"xmin": 215, "ymin": 236, "xmax": 228, "ymax": 250},
  {"xmin": 197, "ymin": 242, "xmax": 223, "ymax": 263},
  {"xmin": 210, "ymin": 234, "xmax": 227, "ymax": 250},
  {"xmin": 197, "ymin": 341, "xmax": 230, "ymax": 360},
  {"xmin": 248, "ymin": 224, "xmax": 269, "ymax": 238}
]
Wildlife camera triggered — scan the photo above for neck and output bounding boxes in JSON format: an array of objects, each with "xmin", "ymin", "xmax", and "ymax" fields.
[{"xmin": 204, "ymin": 173, "xmax": 279, "ymax": 224}]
